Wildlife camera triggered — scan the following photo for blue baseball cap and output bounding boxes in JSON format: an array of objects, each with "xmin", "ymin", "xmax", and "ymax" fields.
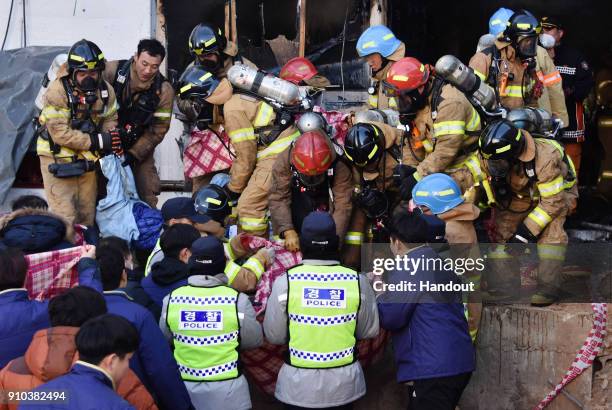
[
  {"xmin": 189, "ymin": 236, "xmax": 226, "ymax": 275},
  {"xmin": 161, "ymin": 197, "xmax": 211, "ymax": 224}
]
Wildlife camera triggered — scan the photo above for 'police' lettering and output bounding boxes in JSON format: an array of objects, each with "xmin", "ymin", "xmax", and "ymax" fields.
[
  {"xmin": 302, "ymin": 287, "xmax": 346, "ymax": 309},
  {"xmin": 178, "ymin": 310, "xmax": 224, "ymax": 330}
]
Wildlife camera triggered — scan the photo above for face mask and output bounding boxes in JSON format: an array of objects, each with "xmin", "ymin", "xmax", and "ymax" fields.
[
  {"xmin": 198, "ymin": 54, "xmax": 222, "ymax": 73},
  {"xmin": 487, "ymin": 159, "xmax": 510, "ymax": 179},
  {"xmin": 397, "ymin": 88, "xmax": 427, "ymax": 116},
  {"xmin": 539, "ymin": 33, "xmax": 556, "ymax": 49},
  {"xmin": 77, "ymin": 75, "xmax": 98, "ymax": 92}
]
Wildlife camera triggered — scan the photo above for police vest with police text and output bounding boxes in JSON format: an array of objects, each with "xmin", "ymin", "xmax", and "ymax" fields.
[
  {"xmin": 167, "ymin": 285, "xmax": 241, "ymax": 382},
  {"xmin": 287, "ymin": 264, "xmax": 360, "ymax": 369}
]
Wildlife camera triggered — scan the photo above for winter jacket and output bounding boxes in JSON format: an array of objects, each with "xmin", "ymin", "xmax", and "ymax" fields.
[
  {"xmin": 535, "ymin": 46, "xmax": 569, "ymax": 126},
  {"xmin": 0, "ymin": 258, "xmax": 101, "ymax": 369},
  {"xmin": 553, "ymin": 44, "xmax": 594, "ymax": 141},
  {"xmin": 122, "ymin": 271, "xmax": 161, "ymax": 322},
  {"xmin": 470, "ymin": 41, "xmax": 564, "ymax": 113},
  {"xmin": 159, "ymin": 275, "xmax": 263, "ymax": 410},
  {"xmin": 223, "ymin": 93, "xmax": 300, "ymax": 194},
  {"xmin": 0, "ymin": 326, "xmax": 157, "ymax": 410},
  {"xmin": 377, "ymin": 245, "xmax": 475, "ymax": 382},
  {"xmin": 19, "ymin": 362, "xmax": 134, "ymax": 410},
  {"xmin": 103, "ymin": 291, "xmax": 192, "ymax": 410},
  {"xmin": 132, "ymin": 203, "xmax": 163, "ymax": 251},
  {"xmin": 368, "ymin": 42, "xmax": 406, "ymax": 110},
  {"xmin": 263, "ymin": 259, "xmax": 379, "ymax": 407},
  {"xmin": 359, "ymin": 121, "xmax": 423, "ymax": 191},
  {"xmin": 269, "ymin": 147, "xmax": 353, "ymax": 240},
  {"xmin": 142, "ymin": 257, "xmax": 191, "ymax": 307},
  {"xmin": 103, "ymin": 60, "xmax": 174, "ymax": 161},
  {"xmin": 37, "ymin": 63, "xmax": 118, "ymax": 161},
  {"xmin": 413, "ymin": 83, "xmax": 481, "ymax": 178},
  {"xmin": 0, "ymin": 208, "xmax": 75, "ymax": 254}
]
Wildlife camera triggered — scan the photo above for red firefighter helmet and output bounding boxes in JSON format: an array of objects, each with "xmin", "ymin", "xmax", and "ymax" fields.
[
  {"xmin": 290, "ymin": 131, "xmax": 334, "ymax": 187},
  {"xmin": 384, "ymin": 57, "xmax": 431, "ymax": 92},
  {"xmin": 280, "ymin": 57, "xmax": 318, "ymax": 85}
]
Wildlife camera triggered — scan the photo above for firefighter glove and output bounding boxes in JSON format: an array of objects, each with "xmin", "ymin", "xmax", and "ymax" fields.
[
  {"xmin": 393, "ymin": 164, "xmax": 418, "ymax": 200},
  {"xmin": 509, "ymin": 222, "xmax": 538, "ymax": 244},
  {"xmin": 283, "ymin": 229, "xmax": 300, "ymax": 252},
  {"xmin": 91, "ymin": 130, "xmax": 123, "ymax": 156}
]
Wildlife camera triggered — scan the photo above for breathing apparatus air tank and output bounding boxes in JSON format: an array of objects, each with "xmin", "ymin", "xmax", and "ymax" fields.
[
  {"xmin": 354, "ymin": 109, "xmax": 401, "ymax": 127},
  {"xmin": 434, "ymin": 55, "xmax": 500, "ymax": 115},
  {"xmin": 35, "ymin": 54, "xmax": 68, "ymax": 111},
  {"xmin": 227, "ymin": 64, "xmax": 305, "ymax": 108},
  {"xmin": 507, "ymin": 107, "xmax": 563, "ymax": 138}
]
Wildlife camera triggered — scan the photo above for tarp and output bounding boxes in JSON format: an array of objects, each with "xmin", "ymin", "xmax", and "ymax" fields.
[{"xmin": 0, "ymin": 46, "xmax": 69, "ymax": 204}]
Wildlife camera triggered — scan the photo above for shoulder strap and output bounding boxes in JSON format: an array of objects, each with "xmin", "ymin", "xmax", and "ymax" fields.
[
  {"xmin": 112, "ymin": 59, "xmax": 131, "ymax": 102},
  {"xmin": 430, "ymin": 78, "xmax": 446, "ymax": 120}
]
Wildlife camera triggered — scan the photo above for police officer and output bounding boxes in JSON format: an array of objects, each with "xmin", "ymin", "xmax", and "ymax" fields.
[
  {"xmin": 383, "ymin": 56, "xmax": 482, "ymax": 200},
  {"xmin": 478, "ymin": 120, "xmax": 577, "ymax": 306},
  {"xmin": 263, "ymin": 211, "xmax": 379, "ymax": 409},
  {"xmin": 341, "ymin": 121, "xmax": 423, "ymax": 268},
  {"xmin": 356, "ymin": 25, "xmax": 405, "ymax": 110},
  {"xmin": 37, "ymin": 39, "xmax": 120, "ymax": 226},
  {"xmin": 103, "ymin": 39, "xmax": 175, "ymax": 208},
  {"xmin": 470, "ymin": 10, "xmax": 562, "ymax": 113},
  {"xmin": 177, "ymin": 24, "xmax": 256, "ymax": 192},
  {"xmin": 541, "ymin": 16, "xmax": 594, "ymax": 179},
  {"xmin": 194, "ymin": 183, "xmax": 275, "ymax": 293},
  {"xmin": 268, "ymin": 130, "xmax": 353, "ymax": 251},
  {"xmin": 160, "ymin": 236, "xmax": 263, "ymax": 410}
]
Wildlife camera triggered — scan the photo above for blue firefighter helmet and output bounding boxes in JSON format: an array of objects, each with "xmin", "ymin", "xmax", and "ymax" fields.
[
  {"xmin": 489, "ymin": 7, "xmax": 515, "ymax": 37},
  {"xmin": 412, "ymin": 173, "xmax": 464, "ymax": 214},
  {"xmin": 356, "ymin": 25, "xmax": 401, "ymax": 58}
]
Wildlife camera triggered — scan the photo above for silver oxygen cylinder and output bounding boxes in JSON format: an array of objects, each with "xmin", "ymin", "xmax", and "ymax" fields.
[
  {"xmin": 227, "ymin": 64, "xmax": 301, "ymax": 106},
  {"xmin": 35, "ymin": 54, "xmax": 68, "ymax": 110},
  {"xmin": 354, "ymin": 109, "xmax": 400, "ymax": 127},
  {"xmin": 434, "ymin": 54, "xmax": 498, "ymax": 112},
  {"xmin": 507, "ymin": 107, "xmax": 559, "ymax": 135}
]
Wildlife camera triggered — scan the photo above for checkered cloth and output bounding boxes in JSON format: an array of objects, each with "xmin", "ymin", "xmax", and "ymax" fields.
[
  {"xmin": 240, "ymin": 234, "xmax": 389, "ymax": 396},
  {"xmin": 184, "ymin": 127, "xmax": 234, "ymax": 179},
  {"xmin": 24, "ymin": 246, "xmax": 84, "ymax": 301},
  {"xmin": 183, "ymin": 109, "xmax": 349, "ymax": 179}
]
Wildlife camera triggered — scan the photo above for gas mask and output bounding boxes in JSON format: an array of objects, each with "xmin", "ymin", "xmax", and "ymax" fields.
[
  {"xmin": 198, "ymin": 52, "xmax": 223, "ymax": 74},
  {"xmin": 195, "ymin": 102, "xmax": 214, "ymax": 131},
  {"xmin": 296, "ymin": 172, "xmax": 326, "ymax": 188},
  {"xmin": 73, "ymin": 71, "xmax": 100, "ymax": 104},
  {"xmin": 539, "ymin": 33, "xmax": 556, "ymax": 50},
  {"xmin": 516, "ymin": 35, "xmax": 538, "ymax": 60},
  {"xmin": 486, "ymin": 159, "xmax": 512, "ymax": 205},
  {"xmin": 396, "ymin": 88, "xmax": 427, "ymax": 118}
]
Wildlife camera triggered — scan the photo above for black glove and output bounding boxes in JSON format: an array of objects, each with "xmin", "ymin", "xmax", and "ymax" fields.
[
  {"xmin": 356, "ymin": 188, "xmax": 388, "ymax": 219},
  {"xmin": 90, "ymin": 130, "xmax": 123, "ymax": 156},
  {"xmin": 508, "ymin": 223, "xmax": 538, "ymax": 244},
  {"xmin": 225, "ymin": 188, "xmax": 241, "ymax": 207},
  {"xmin": 393, "ymin": 164, "xmax": 418, "ymax": 200}
]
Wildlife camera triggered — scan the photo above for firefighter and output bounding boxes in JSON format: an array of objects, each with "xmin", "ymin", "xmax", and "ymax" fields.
[
  {"xmin": 356, "ymin": 25, "xmax": 405, "ymax": 110},
  {"xmin": 341, "ymin": 122, "xmax": 423, "ymax": 268},
  {"xmin": 177, "ymin": 24, "xmax": 256, "ymax": 192},
  {"xmin": 541, "ymin": 16, "xmax": 594, "ymax": 178},
  {"xmin": 103, "ymin": 39, "xmax": 174, "ymax": 208},
  {"xmin": 485, "ymin": 8, "xmax": 569, "ymax": 127},
  {"xmin": 470, "ymin": 9, "xmax": 567, "ymax": 121},
  {"xmin": 279, "ymin": 56, "xmax": 331, "ymax": 88},
  {"xmin": 268, "ymin": 130, "xmax": 353, "ymax": 252},
  {"xmin": 478, "ymin": 119, "xmax": 577, "ymax": 306},
  {"xmin": 222, "ymin": 83, "xmax": 301, "ymax": 238},
  {"xmin": 37, "ymin": 39, "xmax": 120, "ymax": 226},
  {"xmin": 194, "ymin": 183, "xmax": 275, "ymax": 293},
  {"xmin": 382, "ymin": 56, "xmax": 482, "ymax": 200}
]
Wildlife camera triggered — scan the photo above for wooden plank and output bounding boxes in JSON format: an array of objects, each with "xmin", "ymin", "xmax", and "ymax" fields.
[
  {"xmin": 298, "ymin": 0, "xmax": 307, "ymax": 57},
  {"xmin": 230, "ymin": 0, "xmax": 237, "ymax": 44}
]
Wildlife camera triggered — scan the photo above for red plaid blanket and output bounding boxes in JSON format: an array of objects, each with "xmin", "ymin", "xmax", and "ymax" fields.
[
  {"xmin": 184, "ymin": 127, "xmax": 234, "ymax": 179},
  {"xmin": 183, "ymin": 108, "xmax": 349, "ymax": 179},
  {"xmin": 25, "ymin": 246, "xmax": 84, "ymax": 301}
]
